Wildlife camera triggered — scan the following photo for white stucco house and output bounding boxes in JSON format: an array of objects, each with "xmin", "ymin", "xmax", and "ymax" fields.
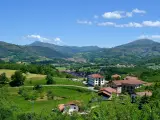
[{"xmin": 87, "ymin": 74, "xmax": 106, "ymax": 86}]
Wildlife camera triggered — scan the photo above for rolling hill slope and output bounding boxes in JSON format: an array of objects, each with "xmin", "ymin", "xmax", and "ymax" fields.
[
  {"xmin": 0, "ymin": 39, "xmax": 160, "ymax": 64},
  {"xmin": 77, "ymin": 39, "xmax": 160, "ymax": 64},
  {"xmin": 30, "ymin": 41, "xmax": 101, "ymax": 55},
  {"xmin": 0, "ymin": 41, "xmax": 66, "ymax": 61}
]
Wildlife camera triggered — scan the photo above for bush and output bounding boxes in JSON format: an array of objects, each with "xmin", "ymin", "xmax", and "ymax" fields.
[
  {"xmin": 94, "ymin": 85, "xmax": 100, "ymax": 90},
  {"xmin": 47, "ymin": 90, "xmax": 54, "ymax": 100},
  {"xmin": 18, "ymin": 88, "xmax": 38, "ymax": 100},
  {"xmin": 17, "ymin": 112, "xmax": 39, "ymax": 120}
]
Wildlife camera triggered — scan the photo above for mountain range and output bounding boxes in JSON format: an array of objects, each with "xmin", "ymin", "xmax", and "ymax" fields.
[{"xmin": 0, "ymin": 39, "xmax": 160, "ymax": 64}]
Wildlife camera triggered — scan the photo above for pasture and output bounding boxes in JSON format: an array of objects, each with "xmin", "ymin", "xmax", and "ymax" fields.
[
  {"xmin": 8, "ymin": 86, "xmax": 94, "ymax": 113},
  {"xmin": 24, "ymin": 77, "xmax": 85, "ymax": 86},
  {"xmin": 0, "ymin": 69, "xmax": 46, "ymax": 79}
]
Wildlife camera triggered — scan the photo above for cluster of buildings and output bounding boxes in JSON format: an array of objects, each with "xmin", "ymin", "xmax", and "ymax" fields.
[
  {"xmin": 87, "ymin": 74, "xmax": 147, "ymax": 99},
  {"xmin": 57, "ymin": 73, "xmax": 150, "ymax": 114}
]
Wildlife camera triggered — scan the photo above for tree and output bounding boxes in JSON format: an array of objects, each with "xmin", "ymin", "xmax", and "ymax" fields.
[
  {"xmin": 0, "ymin": 73, "xmax": 9, "ymax": 84},
  {"xmin": 9, "ymin": 71, "xmax": 26, "ymax": 87},
  {"xmin": 46, "ymin": 74, "xmax": 55, "ymax": 85}
]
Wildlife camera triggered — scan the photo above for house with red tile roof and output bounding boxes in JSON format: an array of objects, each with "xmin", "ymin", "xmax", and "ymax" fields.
[
  {"xmin": 58, "ymin": 101, "xmax": 80, "ymax": 114},
  {"xmin": 99, "ymin": 87, "xmax": 119, "ymax": 99},
  {"xmin": 109, "ymin": 76, "xmax": 145, "ymax": 94},
  {"xmin": 87, "ymin": 74, "xmax": 106, "ymax": 86}
]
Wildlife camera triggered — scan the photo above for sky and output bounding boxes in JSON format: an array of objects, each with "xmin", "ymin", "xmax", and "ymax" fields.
[{"xmin": 0, "ymin": 0, "xmax": 160, "ymax": 47}]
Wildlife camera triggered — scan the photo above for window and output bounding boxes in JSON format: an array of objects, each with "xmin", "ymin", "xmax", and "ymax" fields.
[{"xmin": 74, "ymin": 107, "xmax": 76, "ymax": 109}]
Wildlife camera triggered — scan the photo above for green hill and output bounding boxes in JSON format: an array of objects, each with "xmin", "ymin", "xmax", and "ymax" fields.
[
  {"xmin": 0, "ymin": 39, "xmax": 160, "ymax": 64},
  {"xmin": 0, "ymin": 41, "xmax": 66, "ymax": 62},
  {"xmin": 76, "ymin": 39, "xmax": 160, "ymax": 64},
  {"xmin": 30, "ymin": 41, "xmax": 100, "ymax": 55}
]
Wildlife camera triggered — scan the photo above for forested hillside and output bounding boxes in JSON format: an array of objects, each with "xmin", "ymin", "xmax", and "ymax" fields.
[{"xmin": 0, "ymin": 39, "xmax": 160, "ymax": 64}]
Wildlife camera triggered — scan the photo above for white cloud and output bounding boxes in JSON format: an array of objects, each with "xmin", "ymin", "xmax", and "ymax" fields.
[
  {"xmin": 25, "ymin": 34, "xmax": 63, "ymax": 45},
  {"xmin": 97, "ymin": 22, "xmax": 116, "ymax": 26},
  {"xmin": 142, "ymin": 21, "xmax": 160, "ymax": 27},
  {"xmin": 132, "ymin": 8, "xmax": 146, "ymax": 14},
  {"xmin": 138, "ymin": 34, "xmax": 160, "ymax": 40},
  {"xmin": 97, "ymin": 20, "xmax": 160, "ymax": 28},
  {"xmin": 54, "ymin": 37, "xmax": 63, "ymax": 45},
  {"xmin": 118, "ymin": 22, "xmax": 143, "ymax": 28},
  {"xmin": 26, "ymin": 35, "xmax": 49, "ymax": 42},
  {"xmin": 97, "ymin": 22, "xmax": 142, "ymax": 28},
  {"xmin": 77, "ymin": 20, "xmax": 92, "ymax": 25},
  {"xmin": 102, "ymin": 8, "xmax": 146, "ymax": 19},
  {"xmin": 102, "ymin": 11, "xmax": 123, "ymax": 19}
]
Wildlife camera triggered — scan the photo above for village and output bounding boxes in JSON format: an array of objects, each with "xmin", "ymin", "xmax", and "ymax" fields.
[{"xmin": 57, "ymin": 72, "xmax": 152, "ymax": 115}]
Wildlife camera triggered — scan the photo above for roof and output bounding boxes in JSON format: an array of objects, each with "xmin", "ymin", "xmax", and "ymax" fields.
[
  {"xmin": 100, "ymin": 87, "xmax": 117, "ymax": 94},
  {"xmin": 100, "ymin": 87, "xmax": 119, "ymax": 96},
  {"xmin": 58, "ymin": 100, "xmax": 81, "ymax": 111},
  {"xmin": 58, "ymin": 104, "xmax": 65, "ymax": 112},
  {"xmin": 112, "ymin": 76, "xmax": 145, "ymax": 86},
  {"xmin": 122, "ymin": 79, "xmax": 145, "ymax": 85},
  {"xmin": 112, "ymin": 80, "xmax": 124, "ymax": 86},
  {"xmin": 89, "ymin": 74, "xmax": 104, "ymax": 78}
]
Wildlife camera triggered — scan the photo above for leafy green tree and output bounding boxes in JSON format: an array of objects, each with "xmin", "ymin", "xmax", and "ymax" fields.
[
  {"xmin": 46, "ymin": 74, "xmax": 55, "ymax": 85},
  {"xmin": 9, "ymin": 71, "xmax": 26, "ymax": 87},
  {"xmin": 0, "ymin": 73, "xmax": 9, "ymax": 84}
]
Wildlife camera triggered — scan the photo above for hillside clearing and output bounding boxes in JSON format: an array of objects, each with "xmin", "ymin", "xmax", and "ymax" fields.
[{"xmin": 0, "ymin": 69, "xmax": 46, "ymax": 79}]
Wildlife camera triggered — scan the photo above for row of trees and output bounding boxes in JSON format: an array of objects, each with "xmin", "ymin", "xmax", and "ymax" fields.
[
  {"xmin": 0, "ymin": 71, "xmax": 26, "ymax": 87},
  {"xmin": 0, "ymin": 70, "xmax": 56, "ymax": 87},
  {"xmin": 0, "ymin": 63, "xmax": 74, "ymax": 78}
]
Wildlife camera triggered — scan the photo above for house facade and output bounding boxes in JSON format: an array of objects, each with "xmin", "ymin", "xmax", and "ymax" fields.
[
  {"xmin": 87, "ymin": 74, "xmax": 105, "ymax": 86},
  {"xmin": 109, "ymin": 76, "xmax": 145, "ymax": 94}
]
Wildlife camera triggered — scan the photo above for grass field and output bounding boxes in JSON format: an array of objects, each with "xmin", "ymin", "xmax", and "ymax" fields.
[
  {"xmin": 0, "ymin": 69, "xmax": 84, "ymax": 86},
  {"xmin": 0, "ymin": 69, "xmax": 46, "ymax": 79},
  {"xmin": 24, "ymin": 77, "xmax": 85, "ymax": 86},
  {"xmin": 56, "ymin": 67, "xmax": 67, "ymax": 71},
  {"xmin": 8, "ymin": 86, "xmax": 94, "ymax": 113}
]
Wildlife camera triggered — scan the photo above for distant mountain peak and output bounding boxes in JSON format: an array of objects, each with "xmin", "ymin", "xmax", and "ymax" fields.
[
  {"xmin": 123, "ymin": 39, "xmax": 158, "ymax": 46},
  {"xmin": 133, "ymin": 38, "xmax": 155, "ymax": 42}
]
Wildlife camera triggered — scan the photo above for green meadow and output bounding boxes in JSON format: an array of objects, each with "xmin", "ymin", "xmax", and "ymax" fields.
[{"xmin": 8, "ymin": 86, "xmax": 94, "ymax": 113}]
